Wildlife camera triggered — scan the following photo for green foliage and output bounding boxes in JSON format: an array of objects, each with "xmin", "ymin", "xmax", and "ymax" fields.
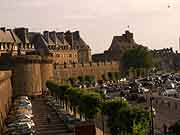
[
  {"xmin": 46, "ymin": 80, "xmax": 103, "ymax": 120},
  {"xmin": 68, "ymin": 77, "xmax": 77, "ymax": 85},
  {"xmin": 169, "ymin": 120, "xmax": 180, "ymax": 134},
  {"xmin": 78, "ymin": 76, "xmax": 85, "ymax": 82},
  {"xmin": 103, "ymin": 98, "xmax": 150, "ymax": 135},
  {"xmin": 84, "ymin": 75, "xmax": 96, "ymax": 83},
  {"xmin": 46, "ymin": 81, "xmax": 70, "ymax": 104},
  {"xmin": 46, "ymin": 81, "xmax": 150, "ymax": 134},
  {"xmin": 80, "ymin": 90, "xmax": 102, "ymax": 119},
  {"xmin": 103, "ymin": 98, "xmax": 128, "ymax": 114},
  {"xmin": 114, "ymin": 72, "xmax": 121, "ymax": 80},
  {"xmin": 107, "ymin": 72, "xmax": 116, "ymax": 81},
  {"xmin": 122, "ymin": 47, "xmax": 154, "ymax": 73},
  {"xmin": 102, "ymin": 73, "xmax": 109, "ymax": 81}
]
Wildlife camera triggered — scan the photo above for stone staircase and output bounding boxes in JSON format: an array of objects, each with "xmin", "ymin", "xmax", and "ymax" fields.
[{"xmin": 32, "ymin": 97, "xmax": 73, "ymax": 135}]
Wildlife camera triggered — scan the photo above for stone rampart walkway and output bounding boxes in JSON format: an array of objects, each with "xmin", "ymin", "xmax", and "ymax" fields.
[{"xmin": 32, "ymin": 97, "xmax": 73, "ymax": 135}]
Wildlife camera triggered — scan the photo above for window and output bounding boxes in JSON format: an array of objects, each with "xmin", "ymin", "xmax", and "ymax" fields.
[
  {"xmin": 7, "ymin": 44, "xmax": 10, "ymax": 49},
  {"xmin": 0, "ymin": 44, "xmax": 3, "ymax": 50},
  {"xmin": 14, "ymin": 45, "xmax": 17, "ymax": 50},
  {"xmin": 32, "ymin": 44, "xmax": 34, "ymax": 49},
  {"xmin": 3, "ymin": 44, "xmax": 6, "ymax": 49}
]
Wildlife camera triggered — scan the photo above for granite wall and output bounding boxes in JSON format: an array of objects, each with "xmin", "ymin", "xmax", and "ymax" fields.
[
  {"xmin": 0, "ymin": 71, "xmax": 12, "ymax": 132},
  {"xmin": 54, "ymin": 61, "xmax": 120, "ymax": 82}
]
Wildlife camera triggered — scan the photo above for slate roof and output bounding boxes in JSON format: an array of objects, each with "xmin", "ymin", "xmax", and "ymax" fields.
[
  {"xmin": 56, "ymin": 32, "xmax": 71, "ymax": 47},
  {"xmin": 28, "ymin": 32, "xmax": 38, "ymax": 43},
  {"xmin": 0, "ymin": 30, "xmax": 14, "ymax": 43},
  {"xmin": 45, "ymin": 37, "xmax": 55, "ymax": 45},
  {"xmin": 72, "ymin": 31, "xmax": 90, "ymax": 49},
  {"xmin": 30, "ymin": 33, "xmax": 49, "ymax": 55},
  {"xmin": 10, "ymin": 30, "xmax": 21, "ymax": 43},
  {"xmin": 49, "ymin": 31, "xmax": 64, "ymax": 46},
  {"xmin": 14, "ymin": 28, "xmax": 30, "ymax": 44}
]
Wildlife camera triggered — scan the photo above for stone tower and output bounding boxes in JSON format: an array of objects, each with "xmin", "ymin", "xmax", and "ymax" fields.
[{"xmin": 11, "ymin": 55, "xmax": 54, "ymax": 97}]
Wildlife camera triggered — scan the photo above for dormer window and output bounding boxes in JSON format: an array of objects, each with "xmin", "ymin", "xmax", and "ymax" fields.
[
  {"xmin": 14, "ymin": 45, "xmax": 18, "ymax": 51},
  {"xmin": 0, "ymin": 43, "xmax": 3, "ymax": 50},
  {"xmin": 7, "ymin": 43, "xmax": 10, "ymax": 49},
  {"xmin": 3, "ymin": 44, "xmax": 6, "ymax": 50},
  {"xmin": 31, "ymin": 44, "xmax": 34, "ymax": 49},
  {"xmin": 23, "ymin": 44, "xmax": 25, "ymax": 49}
]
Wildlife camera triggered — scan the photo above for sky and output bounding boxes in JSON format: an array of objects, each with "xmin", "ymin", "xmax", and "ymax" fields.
[{"xmin": 0, "ymin": 0, "xmax": 180, "ymax": 54}]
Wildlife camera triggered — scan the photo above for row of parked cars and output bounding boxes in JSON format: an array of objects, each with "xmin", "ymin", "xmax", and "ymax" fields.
[
  {"xmin": 5, "ymin": 96, "xmax": 35, "ymax": 135},
  {"xmin": 138, "ymin": 73, "xmax": 180, "ymax": 97}
]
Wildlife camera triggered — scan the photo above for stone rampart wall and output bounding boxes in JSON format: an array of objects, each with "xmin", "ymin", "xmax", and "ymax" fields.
[
  {"xmin": 12, "ymin": 55, "xmax": 53, "ymax": 97},
  {"xmin": 54, "ymin": 61, "xmax": 120, "ymax": 81},
  {"xmin": 40, "ymin": 63, "xmax": 54, "ymax": 93},
  {"xmin": 0, "ymin": 71, "xmax": 12, "ymax": 131},
  {"xmin": 146, "ymin": 95, "xmax": 180, "ymax": 129},
  {"xmin": 12, "ymin": 63, "xmax": 42, "ymax": 96}
]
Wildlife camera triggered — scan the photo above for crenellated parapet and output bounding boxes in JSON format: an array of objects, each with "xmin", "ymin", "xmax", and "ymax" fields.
[
  {"xmin": 54, "ymin": 61, "xmax": 120, "ymax": 81},
  {"xmin": 92, "ymin": 30, "xmax": 142, "ymax": 62},
  {"xmin": 0, "ymin": 71, "xmax": 12, "ymax": 125},
  {"xmin": 54, "ymin": 61, "xmax": 118, "ymax": 68},
  {"xmin": 7, "ymin": 55, "xmax": 54, "ymax": 97},
  {"xmin": 151, "ymin": 48, "xmax": 175, "ymax": 57}
]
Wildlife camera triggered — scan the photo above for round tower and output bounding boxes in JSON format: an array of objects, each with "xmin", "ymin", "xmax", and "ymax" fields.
[
  {"xmin": 40, "ymin": 56, "xmax": 54, "ymax": 94},
  {"xmin": 12, "ymin": 55, "xmax": 42, "ymax": 97}
]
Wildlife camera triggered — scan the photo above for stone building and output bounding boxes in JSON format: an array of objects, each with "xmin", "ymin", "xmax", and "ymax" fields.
[
  {"xmin": 65, "ymin": 31, "xmax": 92, "ymax": 63},
  {"xmin": 150, "ymin": 48, "xmax": 180, "ymax": 71},
  {"xmin": 0, "ymin": 27, "xmax": 35, "ymax": 56},
  {"xmin": 92, "ymin": 30, "xmax": 180, "ymax": 71},
  {"xmin": 92, "ymin": 30, "xmax": 142, "ymax": 62},
  {"xmin": 0, "ymin": 27, "xmax": 91, "ymax": 64},
  {"xmin": 29, "ymin": 31, "xmax": 78, "ymax": 64}
]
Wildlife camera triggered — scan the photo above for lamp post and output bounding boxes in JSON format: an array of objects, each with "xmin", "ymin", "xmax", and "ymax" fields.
[
  {"xmin": 102, "ymin": 89, "xmax": 106, "ymax": 135},
  {"xmin": 148, "ymin": 72, "xmax": 155, "ymax": 135},
  {"xmin": 150, "ymin": 77, "xmax": 156, "ymax": 135},
  {"xmin": 150, "ymin": 96, "xmax": 154, "ymax": 135}
]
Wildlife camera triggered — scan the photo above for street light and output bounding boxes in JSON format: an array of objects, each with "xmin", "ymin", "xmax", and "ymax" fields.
[
  {"xmin": 149, "ymin": 77, "xmax": 156, "ymax": 135},
  {"xmin": 150, "ymin": 97, "xmax": 155, "ymax": 135},
  {"xmin": 101, "ymin": 89, "xmax": 106, "ymax": 135}
]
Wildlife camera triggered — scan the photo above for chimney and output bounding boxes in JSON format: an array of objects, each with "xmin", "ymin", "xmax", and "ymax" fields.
[
  {"xmin": 56, "ymin": 32, "xmax": 65, "ymax": 44},
  {"xmin": 65, "ymin": 31, "xmax": 73, "ymax": 46},
  {"xmin": 43, "ymin": 31, "xmax": 50, "ymax": 43},
  {"xmin": 49, "ymin": 31, "xmax": 57, "ymax": 44},
  {"xmin": 14, "ymin": 27, "xmax": 29, "ymax": 43},
  {"xmin": 73, "ymin": 31, "xmax": 80, "ymax": 40},
  {"xmin": 0, "ymin": 27, "xmax": 6, "ymax": 32}
]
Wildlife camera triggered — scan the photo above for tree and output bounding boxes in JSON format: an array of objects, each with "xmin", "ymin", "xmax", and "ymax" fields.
[
  {"xmin": 84, "ymin": 75, "xmax": 96, "ymax": 83},
  {"xmin": 78, "ymin": 76, "xmax": 85, "ymax": 83},
  {"xmin": 102, "ymin": 73, "xmax": 109, "ymax": 81},
  {"xmin": 121, "ymin": 47, "xmax": 154, "ymax": 74},
  {"xmin": 169, "ymin": 120, "xmax": 180, "ymax": 134},
  {"xmin": 68, "ymin": 77, "xmax": 77, "ymax": 85},
  {"xmin": 114, "ymin": 72, "xmax": 121, "ymax": 81},
  {"xmin": 103, "ymin": 98, "xmax": 150, "ymax": 135},
  {"xmin": 46, "ymin": 81, "xmax": 103, "ymax": 120}
]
